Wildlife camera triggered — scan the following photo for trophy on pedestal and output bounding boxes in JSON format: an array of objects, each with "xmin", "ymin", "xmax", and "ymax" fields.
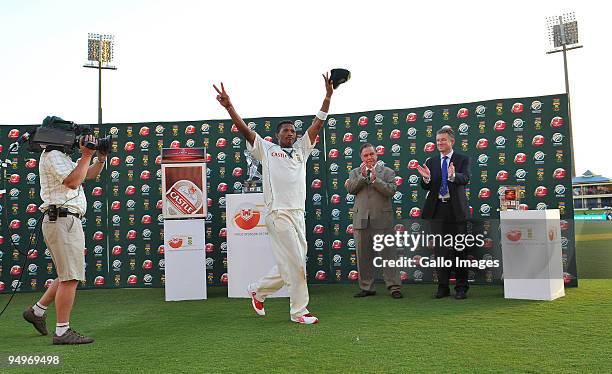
[
  {"xmin": 242, "ymin": 149, "xmax": 263, "ymax": 193},
  {"xmin": 500, "ymin": 185, "xmax": 521, "ymax": 211}
]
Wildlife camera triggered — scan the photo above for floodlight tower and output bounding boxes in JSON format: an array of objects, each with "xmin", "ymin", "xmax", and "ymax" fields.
[
  {"xmin": 83, "ymin": 33, "xmax": 117, "ymax": 126},
  {"xmin": 546, "ymin": 12, "xmax": 582, "ymax": 177}
]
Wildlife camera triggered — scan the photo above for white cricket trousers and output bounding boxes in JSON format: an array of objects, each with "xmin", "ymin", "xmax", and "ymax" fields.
[{"xmin": 253, "ymin": 209, "xmax": 310, "ymax": 318}]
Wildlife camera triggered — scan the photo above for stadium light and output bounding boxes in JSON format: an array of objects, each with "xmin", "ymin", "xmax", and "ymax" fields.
[
  {"xmin": 546, "ymin": 12, "xmax": 582, "ymax": 177},
  {"xmin": 83, "ymin": 33, "xmax": 117, "ymax": 126}
]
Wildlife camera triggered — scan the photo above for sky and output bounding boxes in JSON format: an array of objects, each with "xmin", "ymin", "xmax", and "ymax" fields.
[{"xmin": 0, "ymin": 1, "xmax": 609, "ymax": 177}]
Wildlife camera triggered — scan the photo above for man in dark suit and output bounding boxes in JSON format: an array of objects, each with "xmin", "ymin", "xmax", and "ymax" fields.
[
  {"xmin": 345, "ymin": 143, "xmax": 402, "ymax": 299},
  {"xmin": 416, "ymin": 126, "xmax": 471, "ymax": 299}
]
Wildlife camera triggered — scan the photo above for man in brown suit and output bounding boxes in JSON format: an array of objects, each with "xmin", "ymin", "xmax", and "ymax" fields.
[{"xmin": 345, "ymin": 143, "xmax": 402, "ymax": 299}]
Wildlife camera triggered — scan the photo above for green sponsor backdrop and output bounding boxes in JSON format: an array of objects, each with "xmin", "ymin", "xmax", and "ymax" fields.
[{"xmin": 0, "ymin": 93, "xmax": 577, "ymax": 293}]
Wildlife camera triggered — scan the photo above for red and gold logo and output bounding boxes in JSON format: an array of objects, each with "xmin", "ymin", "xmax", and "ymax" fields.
[{"xmin": 233, "ymin": 203, "xmax": 262, "ymax": 231}]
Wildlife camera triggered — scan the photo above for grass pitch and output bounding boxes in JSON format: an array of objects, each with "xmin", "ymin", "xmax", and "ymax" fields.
[
  {"xmin": 0, "ymin": 221, "xmax": 610, "ymax": 373},
  {"xmin": 1, "ymin": 281, "xmax": 612, "ymax": 373}
]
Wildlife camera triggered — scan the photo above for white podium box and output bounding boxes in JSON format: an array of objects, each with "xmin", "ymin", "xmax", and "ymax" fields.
[
  {"xmin": 164, "ymin": 219, "xmax": 207, "ymax": 301},
  {"xmin": 160, "ymin": 148, "xmax": 207, "ymax": 302},
  {"xmin": 500, "ymin": 209, "xmax": 565, "ymax": 301},
  {"xmin": 226, "ymin": 193, "xmax": 288, "ymax": 298}
]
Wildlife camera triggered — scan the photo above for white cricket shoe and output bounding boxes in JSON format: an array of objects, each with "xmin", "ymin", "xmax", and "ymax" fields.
[
  {"xmin": 291, "ymin": 313, "xmax": 319, "ymax": 325},
  {"xmin": 247, "ymin": 283, "xmax": 265, "ymax": 316}
]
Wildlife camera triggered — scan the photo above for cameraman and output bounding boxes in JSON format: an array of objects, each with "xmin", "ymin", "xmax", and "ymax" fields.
[{"xmin": 23, "ymin": 134, "xmax": 106, "ymax": 345}]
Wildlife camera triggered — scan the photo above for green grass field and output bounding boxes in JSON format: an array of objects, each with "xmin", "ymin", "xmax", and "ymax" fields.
[
  {"xmin": 0, "ymin": 221, "xmax": 610, "ymax": 373},
  {"xmin": 575, "ymin": 221, "xmax": 612, "ymax": 279},
  {"xmin": 1, "ymin": 282, "xmax": 611, "ymax": 373}
]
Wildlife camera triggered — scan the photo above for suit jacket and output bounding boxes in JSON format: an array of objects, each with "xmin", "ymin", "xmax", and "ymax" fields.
[
  {"xmin": 420, "ymin": 151, "xmax": 470, "ymax": 221},
  {"xmin": 346, "ymin": 163, "xmax": 396, "ymax": 229}
]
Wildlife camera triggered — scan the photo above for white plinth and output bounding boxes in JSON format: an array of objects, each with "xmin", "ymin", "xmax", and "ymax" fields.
[
  {"xmin": 500, "ymin": 209, "xmax": 565, "ymax": 301},
  {"xmin": 226, "ymin": 193, "xmax": 288, "ymax": 298},
  {"xmin": 164, "ymin": 219, "xmax": 207, "ymax": 301}
]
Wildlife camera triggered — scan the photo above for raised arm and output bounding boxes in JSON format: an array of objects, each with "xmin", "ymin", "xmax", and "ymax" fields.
[
  {"xmin": 306, "ymin": 73, "xmax": 334, "ymax": 144},
  {"xmin": 85, "ymin": 136, "xmax": 108, "ymax": 180},
  {"xmin": 214, "ymin": 82, "xmax": 256, "ymax": 146},
  {"xmin": 62, "ymin": 137, "xmax": 96, "ymax": 189}
]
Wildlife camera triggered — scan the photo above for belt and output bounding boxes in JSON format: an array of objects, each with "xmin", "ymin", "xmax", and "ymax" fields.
[
  {"xmin": 438, "ymin": 197, "xmax": 450, "ymax": 203},
  {"xmin": 45, "ymin": 205, "xmax": 83, "ymax": 219},
  {"xmin": 61, "ymin": 211, "xmax": 82, "ymax": 219}
]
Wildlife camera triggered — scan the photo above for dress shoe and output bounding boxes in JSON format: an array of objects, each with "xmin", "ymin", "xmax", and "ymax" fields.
[
  {"xmin": 391, "ymin": 290, "xmax": 403, "ymax": 299},
  {"xmin": 455, "ymin": 290, "xmax": 468, "ymax": 300},
  {"xmin": 354, "ymin": 290, "xmax": 376, "ymax": 298},
  {"xmin": 434, "ymin": 289, "xmax": 451, "ymax": 299}
]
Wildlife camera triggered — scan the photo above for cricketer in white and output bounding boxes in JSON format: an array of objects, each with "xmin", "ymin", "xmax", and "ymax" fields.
[{"xmin": 213, "ymin": 73, "xmax": 335, "ymax": 324}]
